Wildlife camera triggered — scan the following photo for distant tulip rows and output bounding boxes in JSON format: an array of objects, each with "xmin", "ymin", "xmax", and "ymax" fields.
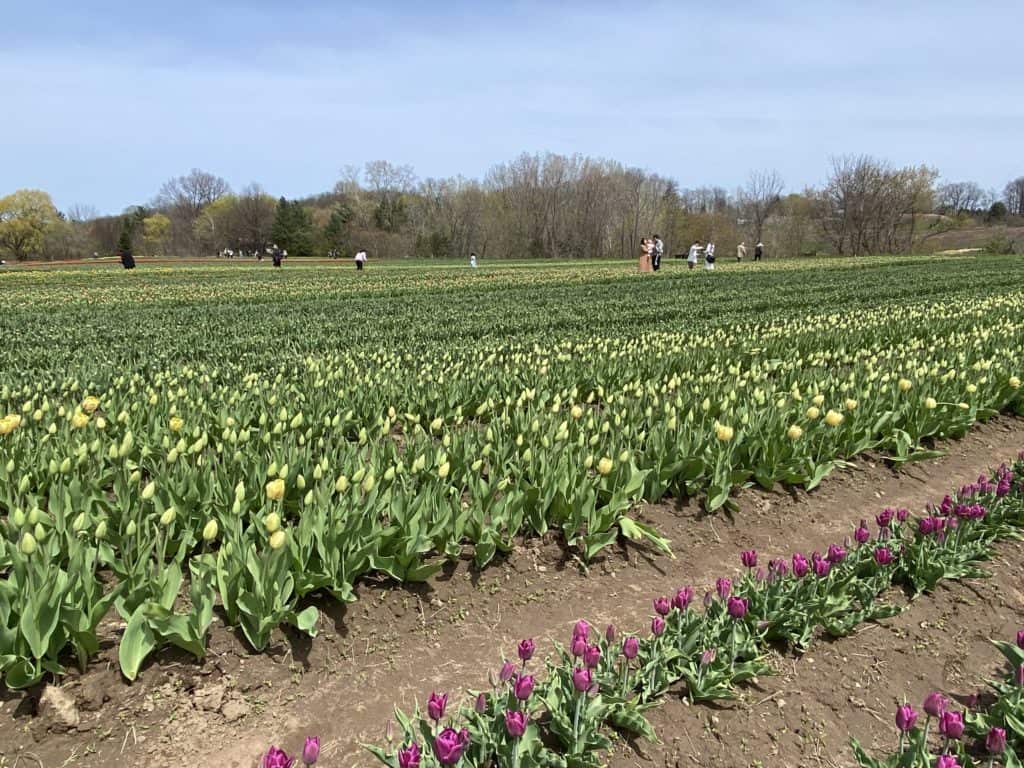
[{"xmin": 356, "ymin": 457, "xmax": 1024, "ymax": 768}]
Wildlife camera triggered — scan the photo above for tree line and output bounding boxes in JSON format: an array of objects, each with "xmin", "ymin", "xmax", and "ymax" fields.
[{"xmin": 2, "ymin": 154, "xmax": 1022, "ymax": 262}]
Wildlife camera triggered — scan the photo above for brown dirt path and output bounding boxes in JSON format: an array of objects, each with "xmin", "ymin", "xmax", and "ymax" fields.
[{"xmin": 1, "ymin": 417, "xmax": 1021, "ymax": 768}]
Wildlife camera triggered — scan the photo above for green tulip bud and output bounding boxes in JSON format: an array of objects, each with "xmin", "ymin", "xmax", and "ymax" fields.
[
  {"xmin": 19, "ymin": 532, "xmax": 37, "ymax": 556},
  {"xmin": 141, "ymin": 481, "xmax": 156, "ymax": 500},
  {"xmin": 202, "ymin": 519, "xmax": 218, "ymax": 542},
  {"xmin": 160, "ymin": 507, "xmax": 176, "ymax": 526},
  {"xmin": 95, "ymin": 520, "xmax": 108, "ymax": 540},
  {"xmin": 125, "ymin": 520, "xmax": 138, "ymax": 537}
]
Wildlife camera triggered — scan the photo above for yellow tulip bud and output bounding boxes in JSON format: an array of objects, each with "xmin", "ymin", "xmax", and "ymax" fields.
[
  {"xmin": 597, "ymin": 457, "xmax": 614, "ymax": 476},
  {"xmin": 806, "ymin": 406, "xmax": 821, "ymax": 420},
  {"xmin": 264, "ymin": 512, "xmax": 281, "ymax": 533},
  {"xmin": 269, "ymin": 530, "xmax": 286, "ymax": 550},
  {"xmin": 202, "ymin": 519, "xmax": 219, "ymax": 542},
  {"xmin": 19, "ymin": 532, "xmax": 37, "ymax": 556},
  {"xmin": 141, "ymin": 481, "xmax": 156, "ymax": 501},
  {"xmin": 160, "ymin": 507, "xmax": 176, "ymax": 526},
  {"xmin": 335, "ymin": 475, "xmax": 349, "ymax": 493},
  {"xmin": 923, "ymin": 397, "xmax": 937, "ymax": 410}
]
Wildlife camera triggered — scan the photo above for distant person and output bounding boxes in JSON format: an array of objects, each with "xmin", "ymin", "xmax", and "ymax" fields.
[
  {"xmin": 754, "ymin": 242, "xmax": 764, "ymax": 261},
  {"xmin": 119, "ymin": 245, "xmax": 136, "ymax": 270},
  {"xmin": 687, "ymin": 240, "xmax": 700, "ymax": 270},
  {"xmin": 704, "ymin": 241, "xmax": 716, "ymax": 271},
  {"xmin": 355, "ymin": 248, "xmax": 367, "ymax": 272},
  {"xmin": 271, "ymin": 246, "xmax": 283, "ymax": 267},
  {"xmin": 638, "ymin": 238, "xmax": 653, "ymax": 273},
  {"xmin": 651, "ymin": 235, "xmax": 664, "ymax": 272},
  {"xmin": 470, "ymin": 252, "xmax": 478, "ymax": 268},
  {"xmin": 737, "ymin": 241, "xmax": 747, "ymax": 262}
]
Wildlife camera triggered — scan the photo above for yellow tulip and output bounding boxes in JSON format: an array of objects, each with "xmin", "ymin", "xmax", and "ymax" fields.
[
  {"xmin": 824, "ymin": 410, "xmax": 844, "ymax": 427},
  {"xmin": 597, "ymin": 457, "xmax": 614, "ymax": 476},
  {"xmin": 924, "ymin": 397, "xmax": 937, "ymax": 410},
  {"xmin": 202, "ymin": 519, "xmax": 219, "ymax": 542},
  {"xmin": 169, "ymin": 416, "xmax": 184, "ymax": 433},
  {"xmin": 806, "ymin": 406, "xmax": 821, "ymax": 420},
  {"xmin": 715, "ymin": 424, "xmax": 734, "ymax": 442},
  {"xmin": 269, "ymin": 530, "xmax": 286, "ymax": 550},
  {"xmin": 266, "ymin": 478, "xmax": 286, "ymax": 501},
  {"xmin": 786, "ymin": 424, "xmax": 803, "ymax": 440}
]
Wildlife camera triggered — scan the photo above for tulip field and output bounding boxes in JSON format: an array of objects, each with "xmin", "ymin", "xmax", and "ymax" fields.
[{"xmin": 1, "ymin": 254, "xmax": 1024, "ymax": 767}]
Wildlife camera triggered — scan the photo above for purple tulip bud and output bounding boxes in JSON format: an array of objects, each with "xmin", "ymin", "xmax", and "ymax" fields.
[
  {"xmin": 622, "ymin": 636, "xmax": 639, "ymax": 659},
  {"xmin": 653, "ymin": 597, "xmax": 671, "ymax": 616},
  {"xmin": 935, "ymin": 756, "xmax": 961, "ymax": 768},
  {"xmin": 513, "ymin": 674, "xmax": 535, "ymax": 700},
  {"xmin": 700, "ymin": 647, "xmax": 717, "ymax": 666},
  {"xmin": 504, "ymin": 710, "xmax": 527, "ymax": 738},
  {"xmin": 651, "ymin": 616, "xmax": 666, "ymax": 636},
  {"xmin": 605, "ymin": 624, "xmax": 616, "ymax": 643},
  {"xmin": 1016, "ymin": 665, "xmax": 1024, "ymax": 686},
  {"xmin": 826, "ymin": 544, "xmax": 846, "ymax": 564},
  {"xmin": 727, "ymin": 596, "xmax": 748, "ymax": 619},
  {"xmin": 518, "ymin": 638, "xmax": 535, "ymax": 662},
  {"xmin": 874, "ymin": 547, "xmax": 893, "ymax": 567},
  {"xmin": 398, "ymin": 743, "xmax": 422, "ymax": 768},
  {"xmin": 572, "ymin": 667, "xmax": 592, "ymax": 693},
  {"xmin": 965, "ymin": 693, "xmax": 979, "ymax": 710},
  {"xmin": 499, "ymin": 660, "xmax": 516, "ymax": 683},
  {"xmin": 876, "ymin": 508, "xmax": 894, "ymax": 528},
  {"xmin": 814, "ymin": 558, "xmax": 831, "ymax": 578},
  {"xmin": 427, "ymin": 692, "xmax": 449, "ymax": 723},
  {"xmin": 571, "ymin": 636, "xmax": 587, "ymax": 658},
  {"xmin": 740, "ymin": 550, "xmax": 758, "ymax": 568},
  {"xmin": 583, "ymin": 644, "xmax": 601, "ymax": 669},
  {"xmin": 923, "ymin": 692, "xmax": 946, "ymax": 717},
  {"xmin": 672, "ymin": 586, "xmax": 694, "ymax": 611},
  {"xmin": 1017, "ymin": 629, "xmax": 1024, "ymax": 649},
  {"xmin": 474, "ymin": 692, "xmax": 487, "ymax": 713},
  {"xmin": 939, "ymin": 710, "xmax": 964, "ymax": 740},
  {"xmin": 572, "ymin": 620, "xmax": 590, "ymax": 640},
  {"xmin": 854, "ymin": 522, "xmax": 870, "ymax": 544},
  {"xmin": 792, "ymin": 553, "xmax": 809, "ymax": 578},
  {"xmin": 896, "ymin": 507, "xmax": 909, "ymax": 522},
  {"xmin": 716, "ymin": 577, "xmax": 732, "ymax": 600},
  {"xmin": 433, "ymin": 728, "xmax": 470, "ymax": 766},
  {"xmin": 262, "ymin": 746, "xmax": 294, "ymax": 768},
  {"xmin": 895, "ymin": 704, "xmax": 918, "ymax": 732},
  {"xmin": 919, "ymin": 517, "xmax": 936, "ymax": 535},
  {"xmin": 986, "ymin": 727, "xmax": 1007, "ymax": 754},
  {"xmin": 302, "ymin": 736, "xmax": 320, "ymax": 767},
  {"xmin": 755, "ymin": 567, "xmax": 766, "ymax": 582}
]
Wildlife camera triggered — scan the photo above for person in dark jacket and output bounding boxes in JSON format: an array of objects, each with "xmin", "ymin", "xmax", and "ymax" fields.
[{"xmin": 754, "ymin": 242, "xmax": 764, "ymax": 261}]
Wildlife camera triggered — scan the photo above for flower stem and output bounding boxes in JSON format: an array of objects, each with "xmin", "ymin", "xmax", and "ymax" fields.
[{"xmin": 572, "ymin": 691, "xmax": 584, "ymax": 754}]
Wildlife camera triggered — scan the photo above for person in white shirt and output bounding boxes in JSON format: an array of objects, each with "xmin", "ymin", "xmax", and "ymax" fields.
[
  {"xmin": 355, "ymin": 249, "xmax": 367, "ymax": 272},
  {"xmin": 687, "ymin": 241, "xmax": 700, "ymax": 270},
  {"xmin": 704, "ymin": 241, "xmax": 716, "ymax": 271},
  {"xmin": 737, "ymin": 242, "xmax": 747, "ymax": 262}
]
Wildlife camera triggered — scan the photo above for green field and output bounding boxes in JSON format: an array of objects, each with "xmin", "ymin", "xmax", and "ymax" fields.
[{"xmin": 1, "ymin": 254, "xmax": 1023, "ymax": 686}]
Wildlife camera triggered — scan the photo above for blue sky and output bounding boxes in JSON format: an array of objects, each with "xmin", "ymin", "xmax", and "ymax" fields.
[{"xmin": 2, "ymin": 0, "xmax": 1021, "ymax": 214}]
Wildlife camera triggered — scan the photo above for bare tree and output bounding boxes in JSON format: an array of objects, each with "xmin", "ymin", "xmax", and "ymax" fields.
[
  {"xmin": 154, "ymin": 169, "xmax": 231, "ymax": 255},
  {"xmin": 739, "ymin": 170, "xmax": 785, "ymax": 243},
  {"xmin": 935, "ymin": 181, "xmax": 986, "ymax": 215},
  {"xmin": 1004, "ymin": 176, "xmax": 1024, "ymax": 216}
]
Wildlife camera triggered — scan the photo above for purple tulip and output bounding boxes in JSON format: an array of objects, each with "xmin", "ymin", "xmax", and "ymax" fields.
[
  {"xmin": 672, "ymin": 587, "xmax": 694, "ymax": 611},
  {"xmin": 653, "ymin": 597, "xmax": 671, "ymax": 616},
  {"xmin": 622, "ymin": 636, "xmax": 639, "ymax": 660},
  {"xmin": 896, "ymin": 507, "xmax": 909, "ymax": 522},
  {"xmin": 716, "ymin": 577, "xmax": 732, "ymax": 600},
  {"xmin": 768, "ymin": 559, "xmax": 788, "ymax": 577},
  {"xmin": 700, "ymin": 647, "xmax": 717, "ymax": 666},
  {"xmin": 474, "ymin": 692, "xmax": 487, "ymax": 713},
  {"xmin": 826, "ymin": 544, "xmax": 846, "ymax": 564},
  {"xmin": 1016, "ymin": 664, "xmax": 1024, "ymax": 686},
  {"xmin": 935, "ymin": 756, "xmax": 961, "ymax": 768},
  {"xmin": 986, "ymin": 727, "xmax": 1007, "ymax": 754},
  {"xmin": 583, "ymin": 644, "xmax": 601, "ymax": 669},
  {"xmin": 727, "ymin": 596, "xmax": 748, "ymax": 619},
  {"xmin": 499, "ymin": 661, "xmax": 516, "ymax": 683},
  {"xmin": 923, "ymin": 692, "xmax": 946, "ymax": 717},
  {"xmin": 427, "ymin": 692, "xmax": 449, "ymax": 723},
  {"xmin": 572, "ymin": 667, "xmax": 592, "ymax": 693},
  {"xmin": 755, "ymin": 567, "xmax": 766, "ymax": 582},
  {"xmin": 605, "ymin": 624, "xmax": 616, "ymax": 643},
  {"xmin": 433, "ymin": 728, "xmax": 470, "ymax": 766},
  {"xmin": 874, "ymin": 547, "xmax": 893, "ymax": 567},
  {"xmin": 740, "ymin": 550, "xmax": 758, "ymax": 568},
  {"xmin": 572, "ymin": 620, "xmax": 590, "ymax": 640},
  {"xmin": 854, "ymin": 522, "xmax": 870, "ymax": 545},
  {"xmin": 1017, "ymin": 629, "xmax": 1024, "ymax": 649},
  {"xmin": 518, "ymin": 638, "xmax": 535, "ymax": 662},
  {"xmin": 571, "ymin": 636, "xmax": 588, "ymax": 658},
  {"xmin": 919, "ymin": 517, "xmax": 936, "ymax": 535},
  {"xmin": 939, "ymin": 710, "xmax": 964, "ymax": 740},
  {"xmin": 513, "ymin": 674, "xmax": 535, "ymax": 700},
  {"xmin": 651, "ymin": 616, "xmax": 666, "ymax": 636},
  {"xmin": 814, "ymin": 559, "xmax": 831, "ymax": 578},
  {"xmin": 505, "ymin": 710, "xmax": 527, "ymax": 738},
  {"xmin": 792, "ymin": 553, "xmax": 809, "ymax": 578},
  {"xmin": 262, "ymin": 746, "xmax": 294, "ymax": 768},
  {"xmin": 398, "ymin": 743, "xmax": 422, "ymax": 768},
  {"xmin": 302, "ymin": 736, "xmax": 320, "ymax": 767},
  {"xmin": 876, "ymin": 508, "xmax": 894, "ymax": 528},
  {"xmin": 895, "ymin": 704, "xmax": 918, "ymax": 732}
]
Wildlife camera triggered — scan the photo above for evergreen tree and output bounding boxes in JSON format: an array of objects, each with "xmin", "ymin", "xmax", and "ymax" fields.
[
  {"xmin": 271, "ymin": 197, "xmax": 315, "ymax": 257},
  {"xmin": 323, "ymin": 204, "xmax": 353, "ymax": 257},
  {"xmin": 117, "ymin": 219, "xmax": 133, "ymax": 256}
]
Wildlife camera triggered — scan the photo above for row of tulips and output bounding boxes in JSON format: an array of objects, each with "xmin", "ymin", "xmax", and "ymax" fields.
[
  {"xmin": 346, "ymin": 457, "xmax": 1024, "ymax": 768},
  {"xmin": 851, "ymin": 630, "xmax": 1024, "ymax": 766}
]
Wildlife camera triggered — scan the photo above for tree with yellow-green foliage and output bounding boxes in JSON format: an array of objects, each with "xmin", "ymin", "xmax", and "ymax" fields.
[
  {"xmin": 142, "ymin": 213, "xmax": 172, "ymax": 256},
  {"xmin": 0, "ymin": 189, "xmax": 59, "ymax": 261}
]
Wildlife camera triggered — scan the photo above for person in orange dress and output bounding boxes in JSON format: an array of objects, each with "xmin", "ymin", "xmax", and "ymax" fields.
[{"xmin": 639, "ymin": 238, "xmax": 653, "ymax": 273}]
